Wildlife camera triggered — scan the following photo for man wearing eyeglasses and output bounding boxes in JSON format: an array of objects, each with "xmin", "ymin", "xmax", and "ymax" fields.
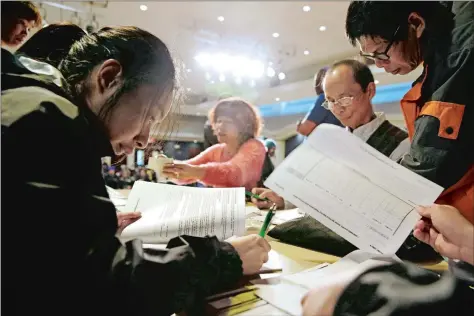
[
  {"xmin": 322, "ymin": 59, "xmax": 410, "ymax": 162},
  {"xmin": 345, "ymin": 1, "xmax": 474, "ymax": 224}
]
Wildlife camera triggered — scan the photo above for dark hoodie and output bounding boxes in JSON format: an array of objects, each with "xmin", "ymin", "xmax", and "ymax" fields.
[{"xmin": 1, "ymin": 49, "xmax": 243, "ymax": 316}]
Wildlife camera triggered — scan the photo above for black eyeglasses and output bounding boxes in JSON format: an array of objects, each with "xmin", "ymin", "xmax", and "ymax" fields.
[{"xmin": 360, "ymin": 26, "xmax": 400, "ymax": 61}]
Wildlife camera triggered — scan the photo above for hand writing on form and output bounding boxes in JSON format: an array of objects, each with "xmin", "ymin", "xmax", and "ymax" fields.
[
  {"xmin": 251, "ymin": 187, "xmax": 285, "ymax": 210},
  {"xmin": 229, "ymin": 234, "xmax": 271, "ymax": 275},
  {"xmin": 116, "ymin": 211, "xmax": 142, "ymax": 235},
  {"xmin": 414, "ymin": 204, "xmax": 474, "ymax": 265}
]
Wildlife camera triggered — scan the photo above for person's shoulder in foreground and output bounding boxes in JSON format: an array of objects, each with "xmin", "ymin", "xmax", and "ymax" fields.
[{"xmin": 302, "ymin": 204, "xmax": 474, "ymax": 316}]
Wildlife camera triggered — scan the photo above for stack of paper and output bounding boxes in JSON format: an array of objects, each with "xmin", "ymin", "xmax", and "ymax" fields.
[{"xmin": 119, "ymin": 181, "xmax": 246, "ymax": 244}]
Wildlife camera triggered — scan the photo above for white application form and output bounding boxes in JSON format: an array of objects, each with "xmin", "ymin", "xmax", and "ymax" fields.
[
  {"xmin": 120, "ymin": 181, "xmax": 246, "ymax": 243},
  {"xmin": 264, "ymin": 124, "xmax": 443, "ymax": 254}
]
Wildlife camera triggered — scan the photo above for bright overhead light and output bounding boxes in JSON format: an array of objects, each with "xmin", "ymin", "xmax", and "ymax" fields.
[
  {"xmin": 210, "ymin": 80, "xmax": 215, "ymax": 84},
  {"xmin": 196, "ymin": 52, "xmax": 265, "ymax": 79},
  {"xmin": 140, "ymin": 4, "xmax": 148, "ymax": 11},
  {"xmin": 186, "ymin": 87, "xmax": 191, "ymax": 92},
  {"xmin": 303, "ymin": 50, "xmax": 310, "ymax": 55},
  {"xmin": 374, "ymin": 80, "xmax": 380, "ymax": 84},
  {"xmin": 272, "ymin": 32, "xmax": 280, "ymax": 38},
  {"xmin": 268, "ymin": 61, "xmax": 273, "ymax": 66},
  {"xmin": 266, "ymin": 67, "xmax": 276, "ymax": 77},
  {"xmin": 217, "ymin": 16, "xmax": 224, "ymax": 22},
  {"xmin": 275, "ymin": 97, "xmax": 280, "ymax": 101},
  {"xmin": 193, "ymin": 140, "xmax": 198, "ymax": 143},
  {"xmin": 235, "ymin": 77, "xmax": 242, "ymax": 85},
  {"xmin": 319, "ymin": 25, "xmax": 327, "ymax": 32},
  {"xmin": 219, "ymin": 74, "xmax": 226, "ymax": 82},
  {"xmin": 278, "ymin": 72, "xmax": 286, "ymax": 80},
  {"xmin": 303, "ymin": 5, "xmax": 311, "ymax": 12},
  {"xmin": 195, "ymin": 53, "xmax": 212, "ymax": 67},
  {"xmin": 249, "ymin": 80, "xmax": 256, "ymax": 87},
  {"xmin": 186, "ymin": 68, "xmax": 192, "ymax": 73}
]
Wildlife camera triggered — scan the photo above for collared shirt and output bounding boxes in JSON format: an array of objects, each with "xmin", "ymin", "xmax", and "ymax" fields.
[{"xmin": 350, "ymin": 112, "xmax": 410, "ymax": 162}]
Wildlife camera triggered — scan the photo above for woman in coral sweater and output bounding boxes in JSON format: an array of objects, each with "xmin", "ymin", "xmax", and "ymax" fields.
[{"xmin": 163, "ymin": 97, "xmax": 266, "ymax": 190}]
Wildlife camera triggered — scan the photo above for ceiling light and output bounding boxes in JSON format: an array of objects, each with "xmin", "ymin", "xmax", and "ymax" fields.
[
  {"xmin": 249, "ymin": 80, "xmax": 256, "ymax": 87},
  {"xmin": 219, "ymin": 74, "xmax": 226, "ymax": 82},
  {"xmin": 235, "ymin": 77, "xmax": 242, "ymax": 85},
  {"xmin": 303, "ymin": 5, "xmax": 311, "ymax": 12},
  {"xmin": 374, "ymin": 80, "xmax": 380, "ymax": 84},
  {"xmin": 275, "ymin": 97, "xmax": 280, "ymax": 101},
  {"xmin": 217, "ymin": 16, "xmax": 224, "ymax": 22},
  {"xmin": 193, "ymin": 140, "xmax": 198, "ymax": 143},
  {"xmin": 319, "ymin": 26, "xmax": 327, "ymax": 32},
  {"xmin": 272, "ymin": 32, "xmax": 280, "ymax": 38},
  {"xmin": 140, "ymin": 4, "xmax": 148, "ymax": 11},
  {"xmin": 303, "ymin": 50, "xmax": 310, "ymax": 55},
  {"xmin": 266, "ymin": 67, "xmax": 276, "ymax": 77},
  {"xmin": 210, "ymin": 80, "xmax": 215, "ymax": 84},
  {"xmin": 195, "ymin": 53, "xmax": 212, "ymax": 67},
  {"xmin": 186, "ymin": 68, "xmax": 192, "ymax": 73},
  {"xmin": 196, "ymin": 53, "xmax": 265, "ymax": 79},
  {"xmin": 278, "ymin": 72, "xmax": 286, "ymax": 80},
  {"xmin": 186, "ymin": 88, "xmax": 191, "ymax": 92},
  {"xmin": 268, "ymin": 61, "xmax": 273, "ymax": 66}
]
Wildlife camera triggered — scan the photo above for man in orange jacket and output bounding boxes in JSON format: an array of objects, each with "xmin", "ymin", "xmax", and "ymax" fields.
[{"xmin": 346, "ymin": 1, "xmax": 473, "ymax": 223}]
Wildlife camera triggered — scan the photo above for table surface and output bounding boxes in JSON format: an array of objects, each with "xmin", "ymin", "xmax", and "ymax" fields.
[{"xmin": 116, "ymin": 189, "xmax": 448, "ymax": 273}]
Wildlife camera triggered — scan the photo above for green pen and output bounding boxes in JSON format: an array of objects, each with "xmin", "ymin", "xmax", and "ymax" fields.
[
  {"xmin": 245, "ymin": 191, "xmax": 271, "ymax": 202},
  {"xmin": 259, "ymin": 204, "xmax": 277, "ymax": 237}
]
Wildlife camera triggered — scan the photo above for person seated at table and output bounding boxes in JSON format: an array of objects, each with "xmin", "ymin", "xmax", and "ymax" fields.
[
  {"xmin": 163, "ymin": 97, "xmax": 266, "ymax": 190},
  {"xmin": 16, "ymin": 22, "xmax": 87, "ymax": 68},
  {"xmin": 301, "ymin": 204, "xmax": 474, "ymax": 316},
  {"xmin": 2, "ymin": 26, "xmax": 271, "ymax": 316},
  {"xmin": 252, "ymin": 59, "xmax": 410, "ymax": 210}
]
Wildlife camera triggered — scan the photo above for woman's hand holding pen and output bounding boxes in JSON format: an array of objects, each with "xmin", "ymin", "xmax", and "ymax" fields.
[
  {"xmin": 414, "ymin": 204, "xmax": 474, "ymax": 265},
  {"xmin": 229, "ymin": 235, "xmax": 271, "ymax": 275},
  {"xmin": 251, "ymin": 188, "xmax": 285, "ymax": 209}
]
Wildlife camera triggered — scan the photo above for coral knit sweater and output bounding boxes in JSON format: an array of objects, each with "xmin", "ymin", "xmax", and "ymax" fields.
[{"xmin": 181, "ymin": 139, "xmax": 266, "ymax": 190}]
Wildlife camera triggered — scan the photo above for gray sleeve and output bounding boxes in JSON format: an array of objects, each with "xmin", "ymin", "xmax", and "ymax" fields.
[{"xmin": 335, "ymin": 262, "xmax": 474, "ymax": 316}]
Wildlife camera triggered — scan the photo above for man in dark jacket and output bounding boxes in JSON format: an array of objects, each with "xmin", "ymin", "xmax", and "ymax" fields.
[
  {"xmin": 2, "ymin": 26, "xmax": 269, "ymax": 316},
  {"xmin": 345, "ymin": 1, "xmax": 474, "ymax": 223}
]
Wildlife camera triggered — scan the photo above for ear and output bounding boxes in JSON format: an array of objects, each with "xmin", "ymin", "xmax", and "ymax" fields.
[
  {"xmin": 408, "ymin": 12, "xmax": 426, "ymax": 39},
  {"xmin": 367, "ymin": 82, "xmax": 376, "ymax": 100},
  {"xmin": 96, "ymin": 59, "xmax": 123, "ymax": 93}
]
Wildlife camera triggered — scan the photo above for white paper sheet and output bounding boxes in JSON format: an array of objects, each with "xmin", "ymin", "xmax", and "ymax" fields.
[
  {"xmin": 250, "ymin": 209, "xmax": 304, "ymax": 225},
  {"xmin": 265, "ymin": 124, "xmax": 444, "ymax": 254},
  {"xmin": 282, "ymin": 250, "xmax": 398, "ymax": 289},
  {"xmin": 120, "ymin": 181, "xmax": 246, "ymax": 243},
  {"xmin": 255, "ymin": 284, "xmax": 307, "ymax": 316}
]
